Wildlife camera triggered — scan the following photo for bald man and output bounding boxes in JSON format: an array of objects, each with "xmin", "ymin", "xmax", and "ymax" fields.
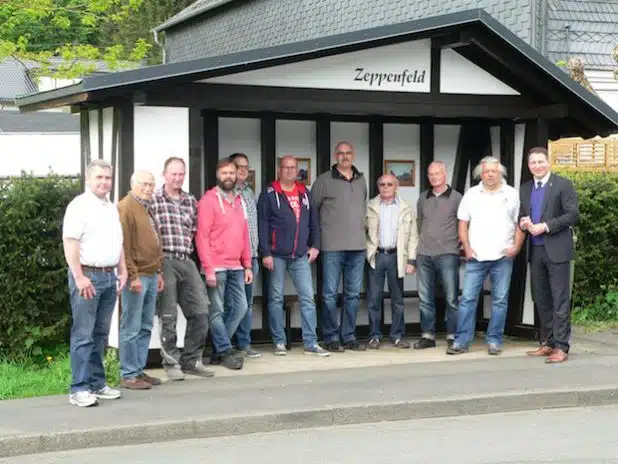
[
  {"xmin": 257, "ymin": 155, "xmax": 329, "ymax": 356},
  {"xmin": 366, "ymin": 174, "xmax": 418, "ymax": 349},
  {"xmin": 117, "ymin": 171, "xmax": 165, "ymax": 390}
]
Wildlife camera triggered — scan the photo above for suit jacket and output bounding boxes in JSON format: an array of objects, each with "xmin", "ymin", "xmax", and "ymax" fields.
[{"xmin": 519, "ymin": 173, "xmax": 579, "ymax": 263}]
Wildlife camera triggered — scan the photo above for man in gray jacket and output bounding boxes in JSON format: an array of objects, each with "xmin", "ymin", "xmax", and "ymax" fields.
[{"xmin": 311, "ymin": 141, "xmax": 368, "ymax": 352}]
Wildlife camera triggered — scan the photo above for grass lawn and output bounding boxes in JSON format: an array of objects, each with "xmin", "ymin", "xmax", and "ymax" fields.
[{"xmin": 0, "ymin": 348, "xmax": 120, "ymax": 400}]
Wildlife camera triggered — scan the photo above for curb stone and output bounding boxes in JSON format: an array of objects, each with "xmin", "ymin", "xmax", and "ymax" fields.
[{"xmin": 2, "ymin": 386, "xmax": 618, "ymax": 458}]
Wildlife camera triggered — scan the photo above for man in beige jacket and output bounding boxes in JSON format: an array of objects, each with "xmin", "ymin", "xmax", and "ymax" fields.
[{"xmin": 366, "ymin": 174, "xmax": 418, "ymax": 349}]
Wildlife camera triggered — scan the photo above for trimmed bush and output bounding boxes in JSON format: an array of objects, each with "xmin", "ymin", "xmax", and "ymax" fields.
[
  {"xmin": 0, "ymin": 174, "xmax": 81, "ymax": 360},
  {"xmin": 557, "ymin": 170, "xmax": 618, "ymax": 321}
]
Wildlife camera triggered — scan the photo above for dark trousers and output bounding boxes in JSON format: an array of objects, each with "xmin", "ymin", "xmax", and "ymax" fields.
[
  {"xmin": 157, "ymin": 258, "xmax": 208, "ymax": 368},
  {"xmin": 366, "ymin": 251, "xmax": 405, "ymax": 341},
  {"xmin": 529, "ymin": 245, "xmax": 572, "ymax": 352}
]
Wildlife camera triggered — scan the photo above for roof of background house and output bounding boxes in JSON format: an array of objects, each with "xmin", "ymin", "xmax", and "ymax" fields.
[
  {"xmin": 547, "ymin": 0, "xmax": 618, "ymax": 70},
  {"xmin": 0, "ymin": 57, "xmax": 130, "ymax": 101},
  {"xmin": 0, "ymin": 59, "xmax": 38, "ymax": 102},
  {"xmin": 0, "ymin": 110, "xmax": 78, "ymax": 133}
]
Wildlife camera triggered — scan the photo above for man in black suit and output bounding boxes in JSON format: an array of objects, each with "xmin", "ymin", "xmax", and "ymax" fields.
[{"xmin": 519, "ymin": 147, "xmax": 579, "ymax": 364}]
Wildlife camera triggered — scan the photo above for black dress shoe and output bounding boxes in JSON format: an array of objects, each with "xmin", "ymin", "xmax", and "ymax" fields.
[
  {"xmin": 446, "ymin": 345, "xmax": 469, "ymax": 355},
  {"xmin": 325, "ymin": 341, "xmax": 345, "ymax": 352},
  {"xmin": 413, "ymin": 337, "xmax": 437, "ymax": 349},
  {"xmin": 342, "ymin": 340, "xmax": 366, "ymax": 351}
]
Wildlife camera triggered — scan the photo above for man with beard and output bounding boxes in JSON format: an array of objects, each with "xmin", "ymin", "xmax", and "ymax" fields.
[{"xmin": 196, "ymin": 158, "xmax": 252, "ymax": 370}]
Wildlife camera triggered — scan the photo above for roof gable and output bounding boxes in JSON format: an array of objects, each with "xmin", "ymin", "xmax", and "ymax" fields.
[{"xmin": 15, "ymin": 9, "xmax": 618, "ymax": 134}]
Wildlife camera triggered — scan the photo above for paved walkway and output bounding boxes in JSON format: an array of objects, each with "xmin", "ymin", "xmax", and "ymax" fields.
[{"xmin": 1, "ymin": 334, "xmax": 618, "ymax": 458}]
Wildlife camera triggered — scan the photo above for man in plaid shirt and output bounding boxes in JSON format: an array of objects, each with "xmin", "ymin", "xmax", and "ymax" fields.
[{"xmin": 150, "ymin": 157, "xmax": 214, "ymax": 380}]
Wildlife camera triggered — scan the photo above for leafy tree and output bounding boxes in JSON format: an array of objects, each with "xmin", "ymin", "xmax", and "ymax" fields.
[
  {"xmin": 0, "ymin": 0, "xmax": 152, "ymax": 78},
  {"xmin": 100, "ymin": 0, "xmax": 195, "ymax": 65}
]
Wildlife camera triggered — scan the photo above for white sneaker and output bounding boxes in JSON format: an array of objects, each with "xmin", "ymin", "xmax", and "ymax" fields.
[
  {"xmin": 69, "ymin": 391, "xmax": 99, "ymax": 407},
  {"xmin": 274, "ymin": 343, "xmax": 287, "ymax": 356},
  {"xmin": 92, "ymin": 385, "xmax": 122, "ymax": 400}
]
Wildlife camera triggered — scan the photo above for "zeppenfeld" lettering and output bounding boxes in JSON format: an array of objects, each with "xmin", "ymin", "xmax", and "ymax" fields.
[{"xmin": 353, "ymin": 68, "xmax": 426, "ymax": 87}]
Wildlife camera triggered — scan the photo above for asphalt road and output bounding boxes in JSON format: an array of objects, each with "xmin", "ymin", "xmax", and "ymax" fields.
[{"xmin": 5, "ymin": 405, "xmax": 618, "ymax": 463}]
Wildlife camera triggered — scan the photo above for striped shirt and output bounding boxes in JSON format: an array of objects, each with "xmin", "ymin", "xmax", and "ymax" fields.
[
  {"xmin": 379, "ymin": 197, "xmax": 400, "ymax": 249},
  {"xmin": 149, "ymin": 187, "xmax": 198, "ymax": 258},
  {"xmin": 236, "ymin": 182, "xmax": 259, "ymax": 258}
]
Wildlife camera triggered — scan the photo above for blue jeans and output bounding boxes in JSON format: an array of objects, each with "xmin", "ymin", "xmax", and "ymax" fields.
[
  {"xmin": 417, "ymin": 254, "xmax": 460, "ymax": 339},
  {"xmin": 321, "ymin": 250, "xmax": 365, "ymax": 344},
  {"xmin": 366, "ymin": 252, "xmax": 405, "ymax": 341},
  {"xmin": 454, "ymin": 257, "xmax": 514, "ymax": 348},
  {"xmin": 119, "ymin": 273, "xmax": 158, "ymax": 379},
  {"xmin": 268, "ymin": 255, "xmax": 318, "ymax": 349},
  {"xmin": 207, "ymin": 269, "xmax": 247, "ymax": 353},
  {"xmin": 68, "ymin": 270, "xmax": 117, "ymax": 393},
  {"xmin": 226, "ymin": 258, "xmax": 258, "ymax": 349}
]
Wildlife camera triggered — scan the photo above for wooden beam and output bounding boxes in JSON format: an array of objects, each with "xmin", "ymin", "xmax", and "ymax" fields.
[
  {"xmin": 500, "ymin": 121, "xmax": 515, "ymax": 186},
  {"xmin": 110, "ymin": 106, "xmax": 120, "ymax": 202},
  {"xmin": 117, "ymin": 102, "xmax": 134, "ymax": 201},
  {"xmin": 315, "ymin": 115, "xmax": 331, "ymax": 177},
  {"xmin": 430, "ymin": 39, "xmax": 441, "ymax": 98},
  {"xmin": 79, "ymin": 108, "xmax": 90, "ymax": 189},
  {"xmin": 419, "ymin": 122, "xmax": 434, "ymax": 191},
  {"xmin": 188, "ymin": 107, "xmax": 203, "ymax": 198},
  {"xmin": 368, "ymin": 117, "xmax": 384, "ymax": 198},
  {"xmin": 202, "ymin": 111, "xmax": 218, "ymax": 190}
]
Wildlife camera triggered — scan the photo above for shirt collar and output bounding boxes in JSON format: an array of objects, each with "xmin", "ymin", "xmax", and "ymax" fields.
[
  {"xmin": 479, "ymin": 180, "xmax": 507, "ymax": 193},
  {"xmin": 159, "ymin": 186, "xmax": 189, "ymax": 202},
  {"xmin": 331, "ymin": 164, "xmax": 362, "ymax": 181},
  {"xmin": 85, "ymin": 188, "xmax": 110, "ymax": 204},
  {"xmin": 131, "ymin": 192, "xmax": 149, "ymax": 207},
  {"xmin": 534, "ymin": 172, "xmax": 551, "ymax": 186},
  {"xmin": 426, "ymin": 185, "xmax": 453, "ymax": 199},
  {"xmin": 380, "ymin": 195, "xmax": 399, "ymax": 205}
]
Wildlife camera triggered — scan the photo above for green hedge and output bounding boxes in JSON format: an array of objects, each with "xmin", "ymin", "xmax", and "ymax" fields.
[
  {"xmin": 558, "ymin": 170, "xmax": 618, "ymax": 322},
  {"xmin": 0, "ymin": 174, "xmax": 81, "ymax": 360}
]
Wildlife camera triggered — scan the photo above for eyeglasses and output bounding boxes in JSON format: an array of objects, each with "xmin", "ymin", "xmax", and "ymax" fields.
[
  {"xmin": 336, "ymin": 151, "xmax": 353, "ymax": 155},
  {"xmin": 379, "ymin": 182, "xmax": 394, "ymax": 187},
  {"xmin": 235, "ymin": 164, "xmax": 249, "ymax": 170},
  {"xmin": 281, "ymin": 166, "xmax": 298, "ymax": 170}
]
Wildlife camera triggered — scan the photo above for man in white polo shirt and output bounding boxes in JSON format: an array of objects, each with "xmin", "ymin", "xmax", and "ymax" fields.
[
  {"xmin": 63, "ymin": 159, "xmax": 128, "ymax": 407},
  {"xmin": 447, "ymin": 156, "xmax": 525, "ymax": 356}
]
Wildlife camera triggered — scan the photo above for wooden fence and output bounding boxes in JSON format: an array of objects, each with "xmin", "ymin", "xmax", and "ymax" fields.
[{"xmin": 549, "ymin": 137, "xmax": 618, "ymax": 171}]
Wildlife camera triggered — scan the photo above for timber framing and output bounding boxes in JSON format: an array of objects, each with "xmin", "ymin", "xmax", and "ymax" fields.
[{"xmin": 13, "ymin": 9, "xmax": 618, "ymax": 136}]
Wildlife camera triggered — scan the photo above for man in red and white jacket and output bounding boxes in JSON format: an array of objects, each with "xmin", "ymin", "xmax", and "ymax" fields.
[{"xmin": 196, "ymin": 158, "xmax": 252, "ymax": 370}]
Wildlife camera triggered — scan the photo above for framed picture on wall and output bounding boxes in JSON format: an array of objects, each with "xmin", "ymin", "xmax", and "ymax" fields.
[
  {"xmin": 384, "ymin": 160, "xmax": 415, "ymax": 187},
  {"xmin": 276, "ymin": 157, "xmax": 312, "ymax": 185},
  {"xmin": 246, "ymin": 169, "xmax": 256, "ymax": 191}
]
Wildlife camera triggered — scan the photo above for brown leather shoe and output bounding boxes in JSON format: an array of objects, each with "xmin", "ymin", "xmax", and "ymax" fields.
[
  {"xmin": 545, "ymin": 348, "xmax": 568, "ymax": 364},
  {"xmin": 120, "ymin": 377, "xmax": 152, "ymax": 390},
  {"xmin": 138, "ymin": 373, "xmax": 162, "ymax": 386},
  {"xmin": 526, "ymin": 345, "xmax": 554, "ymax": 357}
]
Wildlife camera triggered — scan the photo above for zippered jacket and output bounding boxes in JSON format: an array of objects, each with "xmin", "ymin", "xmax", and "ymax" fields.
[{"xmin": 257, "ymin": 181, "xmax": 320, "ymax": 259}]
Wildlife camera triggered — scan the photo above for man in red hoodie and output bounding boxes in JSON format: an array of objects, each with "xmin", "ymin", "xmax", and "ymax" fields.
[{"xmin": 196, "ymin": 158, "xmax": 252, "ymax": 369}]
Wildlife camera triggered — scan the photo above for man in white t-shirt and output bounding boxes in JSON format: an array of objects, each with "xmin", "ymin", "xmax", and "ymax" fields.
[
  {"xmin": 447, "ymin": 156, "xmax": 525, "ymax": 356},
  {"xmin": 62, "ymin": 159, "xmax": 128, "ymax": 407}
]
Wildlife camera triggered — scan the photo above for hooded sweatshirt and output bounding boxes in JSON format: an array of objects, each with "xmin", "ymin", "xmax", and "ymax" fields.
[
  {"xmin": 196, "ymin": 186, "xmax": 251, "ymax": 280},
  {"xmin": 257, "ymin": 180, "xmax": 320, "ymax": 259}
]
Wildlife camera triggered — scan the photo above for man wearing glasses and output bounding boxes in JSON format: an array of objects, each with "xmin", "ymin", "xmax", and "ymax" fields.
[
  {"xmin": 227, "ymin": 153, "xmax": 261, "ymax": 359},
  {"xmin": 365, "ymin": 174, "xmax": 418, "ymax": 349},
  {"xmin": 311, "ymin": 141, "xmax": 368, "ymax": 352}
]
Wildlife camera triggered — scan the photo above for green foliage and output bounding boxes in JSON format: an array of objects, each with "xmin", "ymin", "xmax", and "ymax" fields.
[
  {"xmin": 557, "ymin": 170, "xmax": 618, "ymax": 321},
  {"xmin": 0, "ymin": 346, "xmax": 120, "ymax": 399},
  {"xmin": 99, "ymin": 0, "xmax": 195, "ymax": 65},
  {"xmin": 0, "ymin": 0, "xmax": 149, "ymax": 78},
  {"xmin": 0, "ymin": 0, "xmax": 199, "ymax": 76},
  {"xmin": 0, "ymin": 173, "xmax": 81, "ymax": 360}
]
